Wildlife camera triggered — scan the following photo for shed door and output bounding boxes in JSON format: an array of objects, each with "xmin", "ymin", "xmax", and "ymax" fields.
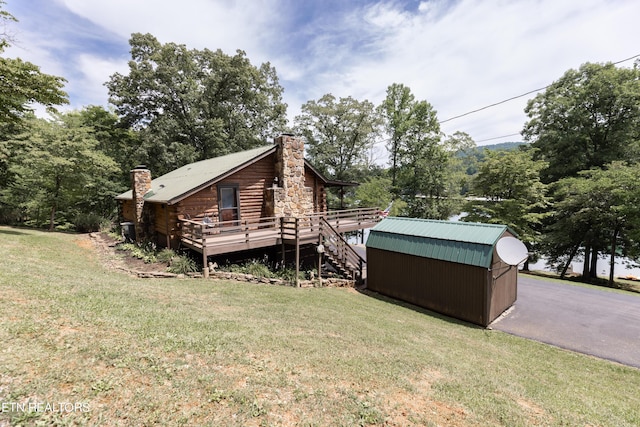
[{"xmin": 218, "ymin": 185, "xmax": 240, "ymax": 225}]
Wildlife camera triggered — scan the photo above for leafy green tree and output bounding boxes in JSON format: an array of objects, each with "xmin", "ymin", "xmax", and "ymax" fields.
[
  {"xmin": 464, "ymin": 148, "xmax": 548, "ymax": 266},
  {"xmin": 3, "ymin": 114, "xmax": 119, "ymax": 230},
  {"xmin": 106, "ymin": 33, "xmax": 287, "ymax": 175},
  {"xmin": 75, "ymin": 106, "xmax": 140, "ymax": 189},
  {"xmin": 294, "ymin": 94, "xmax": 380, "ymax": 182},
  {"xmin": 0, "ymin": 6, "xmax": 68, "ymax": 127},
  {"xmin": 0, "ymin": 1, "xmax": 68, "ymax": 189},
  {"xmin": 352, "ymin": 175, "xmax": 405, "ymax": 216},
  {"xmin": 397, "ymin": 102, "xmax": 455, "ymax": 219},
  {"xmin": 444, "ymin": 131, "xmax": 477, "ymax": 195},
  {"xmin": 544, "ymin": 162, "xmax": 640, "ymax": 284},
  {"xmin": 379, "ymin": 83, "xmax": 415, "ymax": 189},
  {"xmin": 523, "ymin": 62, "xmax": 640, "ymax": 183},
  {"xmin": 378, "ymin": 84, "xmax": 462, "ymax": 219}
]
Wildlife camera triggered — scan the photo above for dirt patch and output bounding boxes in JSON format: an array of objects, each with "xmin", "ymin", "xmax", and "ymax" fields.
[{"xmin": 383, "ymin": 370, "xmax": 472, "ymax": 427}]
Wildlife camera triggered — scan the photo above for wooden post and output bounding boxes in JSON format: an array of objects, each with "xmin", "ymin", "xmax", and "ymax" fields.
[
  {"xmin": 164, "ymin": 204, "xmax": 171, "ymax": 248},
  {"xmin": 202, "ymin": 226, "xmax": 209, "ymax": 279},
  {"xmin": 317, "ymin": 233, "xmax": 323, "ymax": 286},
  {"xmin": 280, "ymin": 217, "xmax": 285, "ymax": 266},
  {"xmin": 295, "ymin": 218, "xmax": 300, "ymax": 288}
]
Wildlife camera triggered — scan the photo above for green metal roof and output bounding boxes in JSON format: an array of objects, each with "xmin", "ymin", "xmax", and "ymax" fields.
[
  {"xmin": 366, "ymin": 217, "xmax": 509, "ymax": 268},
  {"xmin": 115, "ymin": 145, "xmax": 276, "ymax": 204}
]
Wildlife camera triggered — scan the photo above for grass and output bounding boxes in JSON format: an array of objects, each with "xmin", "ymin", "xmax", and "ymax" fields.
[{"xmin": 1, "ymin": 226, "xmax": 639, "ymax": 426}]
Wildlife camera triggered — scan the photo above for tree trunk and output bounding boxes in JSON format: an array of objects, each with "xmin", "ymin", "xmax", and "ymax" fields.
[
  {"xmin": 48, "ymin": 203, "xmax": 57, "ymax": 231},
  {"xmin": 582, "ymin": 244, "xmax": 591, "ymax": 278},
  {"xmin": 590, "ymin": 249, "xmax": 599, "ymax": 279},
  {"xmin": 561, "ymin": 243, "xmax": 581, "ymax": 279},
  {"xmin": 609, "ymin": 227, "xmax": 619, "ymax": 286},
  {"xmin": 49, "ymin": 175, "xmax": 61, "ymax": 231}
]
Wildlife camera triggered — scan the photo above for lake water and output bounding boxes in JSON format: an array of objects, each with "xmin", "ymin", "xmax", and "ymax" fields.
[{"xmin": 527, "ymin": 256, "xmax": 640, "ymax": 279}]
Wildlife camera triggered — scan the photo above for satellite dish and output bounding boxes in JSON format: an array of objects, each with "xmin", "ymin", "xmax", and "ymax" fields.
[{"xmin": 496, "ymin": 236, "xmax": 528, "ymax": 266}]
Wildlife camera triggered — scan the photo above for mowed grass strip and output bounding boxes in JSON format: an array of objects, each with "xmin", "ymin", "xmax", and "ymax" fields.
[{"xmin": 1, "ymin": 226, "xmax": 639, "ymax": 426}]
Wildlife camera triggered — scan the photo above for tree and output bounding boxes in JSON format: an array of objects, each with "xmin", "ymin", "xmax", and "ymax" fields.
[
  {"xmin": 396, "ymin": 102, "xmax": 456, "ymax": 219},
  {"xmin": 523, "ymin": 62, "xmax": 640, "ymax": 183},
  {"xmin": 464, "ymin": 148, "xmax": 548, "ymax": 266},
  {"xmin": 0, "ymin": 1, "xmax": 68, "ymax": 191},
  {"xmin": 544, "ymin": 162, "xmax": 640, "ymax": 284},
  {"xmin": 379, "ymin": 83, "xmax": 414, "ymax": 190},
  {"xmin": 294, "ymin": 94, "xmax": 380, "ymax": 182},
  {"xmin": 106, "ymin": 33, "xmax": 287, "ymax": 175},
  {"xmin": 352, "ymin": 175, "xmax": 405, "ymax": 216},
  {"xmin": 378, "ymin": 84, "xmax": 462, "ymax": 219},
  {"xmin": 3, "ymin": 113, "xmax": 119, "ymax": 230},
  {"xmin": 75, "ymin": 106, "xmax": 141, "ymax": 189},
  {"xmin": 0, "ymin": 2, "xmax": 67, "ymax": 129},
  {"xmin": 444, "ymin": 131, "xmax": 477, "ymax": 195}
]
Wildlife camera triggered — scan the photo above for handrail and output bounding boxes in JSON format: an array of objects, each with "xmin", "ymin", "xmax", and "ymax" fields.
[
  {"xmin": 180, "ymin": 215, "xmax": 280, "ymax": 248},
  {"xmin": 319, "ymin": 216, "xmax": 366, "ymax": 280}
]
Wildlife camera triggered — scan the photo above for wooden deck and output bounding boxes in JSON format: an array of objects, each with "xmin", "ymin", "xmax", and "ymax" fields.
[{"xmin": 179, "ymin": 208, "xmax": 380, "ymax": 257}]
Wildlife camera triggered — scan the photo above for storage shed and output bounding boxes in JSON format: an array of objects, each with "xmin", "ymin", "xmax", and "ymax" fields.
[{"xmin": 366, "ymin": 217, "xmax": 527, "ymax": 327}]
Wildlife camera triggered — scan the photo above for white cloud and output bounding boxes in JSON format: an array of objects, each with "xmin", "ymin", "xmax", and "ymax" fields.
[
  {"xmin": 288, "ymin": 0, "xmax": 640, "ymax": 143},
  {"xmin": 71, "ymin": 54, "xmax": 129, "ymax": 109},
  {"xmin": 6, "ymin": 0, "xmax": 640, "ymax": 145},
  {"xmin": 59, "ymin": 0, "xmax": 282, "ymax": 63}
]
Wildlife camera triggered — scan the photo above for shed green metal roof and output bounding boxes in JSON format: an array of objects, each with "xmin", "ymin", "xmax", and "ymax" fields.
[
  {"xmin": 115, "ymin": 145, "xmax": 276, "ymax": 204},
  {"xmin": 366, "ymin": 217, "xmax": 509, "ymax": 268}
]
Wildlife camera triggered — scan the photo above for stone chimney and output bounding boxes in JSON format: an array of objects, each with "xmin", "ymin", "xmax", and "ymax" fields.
[
  {"xmin": 268, "ymin": 134, "xmax": 314, "ymax": 217},
  {"xmin": 130, "ymin": 165, "xmax": 152, "ymax": 243}
]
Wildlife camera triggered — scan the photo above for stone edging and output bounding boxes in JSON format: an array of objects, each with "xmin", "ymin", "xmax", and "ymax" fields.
[{"xmin": 209, "ymin": 271, "xmax": 356, "ymax": 288}]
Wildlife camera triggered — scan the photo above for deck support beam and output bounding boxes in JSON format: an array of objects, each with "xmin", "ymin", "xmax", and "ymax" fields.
[
  {"xmin": 295, "ymin": 218, "xmax": 300, "ymax": 288},
  {"xmin": 202, "ymin": 229, "xmax": 209, "ymax": 278}
]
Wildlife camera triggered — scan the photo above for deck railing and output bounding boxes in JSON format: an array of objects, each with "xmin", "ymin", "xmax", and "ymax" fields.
[
  {"xmin": 180, "ymin": 215, "xmax": 281, "ymax": 251},
  {"xmin": 180, "ymin": 207, "xmax": 380, "ymax": 247},
  {"xmin": 179, "ymin": 207, "xmax": 380, "ymax": 280}
]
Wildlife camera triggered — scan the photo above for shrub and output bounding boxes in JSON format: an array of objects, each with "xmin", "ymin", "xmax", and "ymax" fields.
[
  {"xmin": 243, "ymin": 259, "xmax": 274, "ymax": 278},
  {"xmin": 74, "ymin": 213, "xmax": 103, "ymax": 233},
  {"xmin": 157, "ymin": 248, "xmax": 176, "ymax": 264},
  {"xmin": 220, "ymin": 259, "xmax": 276, "ymax": 279},
  {"xmin": 115, "ymin": 242, "xmax": 157, "ymax": 263},
  {"xmin": 167, "ymin": 255, "xmax": 198, "ymax": 274}
]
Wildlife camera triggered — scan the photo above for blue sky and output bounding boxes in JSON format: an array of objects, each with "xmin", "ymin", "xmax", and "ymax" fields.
[{"xmin": 4, "ymin": 0, "xmax": 640, "ymax": 153}]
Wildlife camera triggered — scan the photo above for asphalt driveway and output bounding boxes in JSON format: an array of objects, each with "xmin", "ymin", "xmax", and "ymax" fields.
[{"xmin": 491, "ymin": 275, "xmax": 640, "ymax": 368}]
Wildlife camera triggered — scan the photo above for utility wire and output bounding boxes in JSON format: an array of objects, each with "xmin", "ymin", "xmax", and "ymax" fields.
[
  {"xmin": 474, "ymin": 133, "xmax": 522, "ymax": 144},
  {"xmin": 438, "ymin": 53, "xmax": 640, "ymax": 125}
]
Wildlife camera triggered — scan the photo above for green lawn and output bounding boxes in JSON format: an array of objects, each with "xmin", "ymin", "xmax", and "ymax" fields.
[{"xmin": 1, "ymin": 226, "xmax": 639, "ymax": 426}]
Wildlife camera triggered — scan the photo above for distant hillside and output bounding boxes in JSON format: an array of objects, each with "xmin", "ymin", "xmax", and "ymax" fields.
[{"xmin": 478, "ymin": 141, "xmax": 527, "ymax": 151}]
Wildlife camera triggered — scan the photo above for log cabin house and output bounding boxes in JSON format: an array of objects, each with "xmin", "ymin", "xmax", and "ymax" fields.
[{"xmin": 115, "ymin": 134, "xmax": 380, "ymax": 281}]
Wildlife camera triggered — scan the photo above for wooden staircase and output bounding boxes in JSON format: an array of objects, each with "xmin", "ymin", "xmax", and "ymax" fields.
[{"xmin": 319, "ymin": 217, "xmax": 366, "ymax": 283}]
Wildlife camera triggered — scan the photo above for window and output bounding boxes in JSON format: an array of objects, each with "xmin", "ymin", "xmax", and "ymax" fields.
[{"xmin": 218, "ymin": 185, "xmax": 240, "ymax": 225}]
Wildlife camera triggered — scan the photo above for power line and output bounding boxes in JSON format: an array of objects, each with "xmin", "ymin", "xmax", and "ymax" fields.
[
  {"xmin": 438, "ymin": 53, "xmax": 640, "ymax": 125},
  {"xmin": 475, "ymin": 133, "xmax": 522, "ymax": 144}
]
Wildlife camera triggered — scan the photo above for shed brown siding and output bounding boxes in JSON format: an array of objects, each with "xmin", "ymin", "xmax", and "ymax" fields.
[
  {"xmin": 489, "ymin": 249, "xmax": 518, "ymax": 322},
  {"xmin": 366, "ymin": 247, "xmax": 489, "ymax": 325}
]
